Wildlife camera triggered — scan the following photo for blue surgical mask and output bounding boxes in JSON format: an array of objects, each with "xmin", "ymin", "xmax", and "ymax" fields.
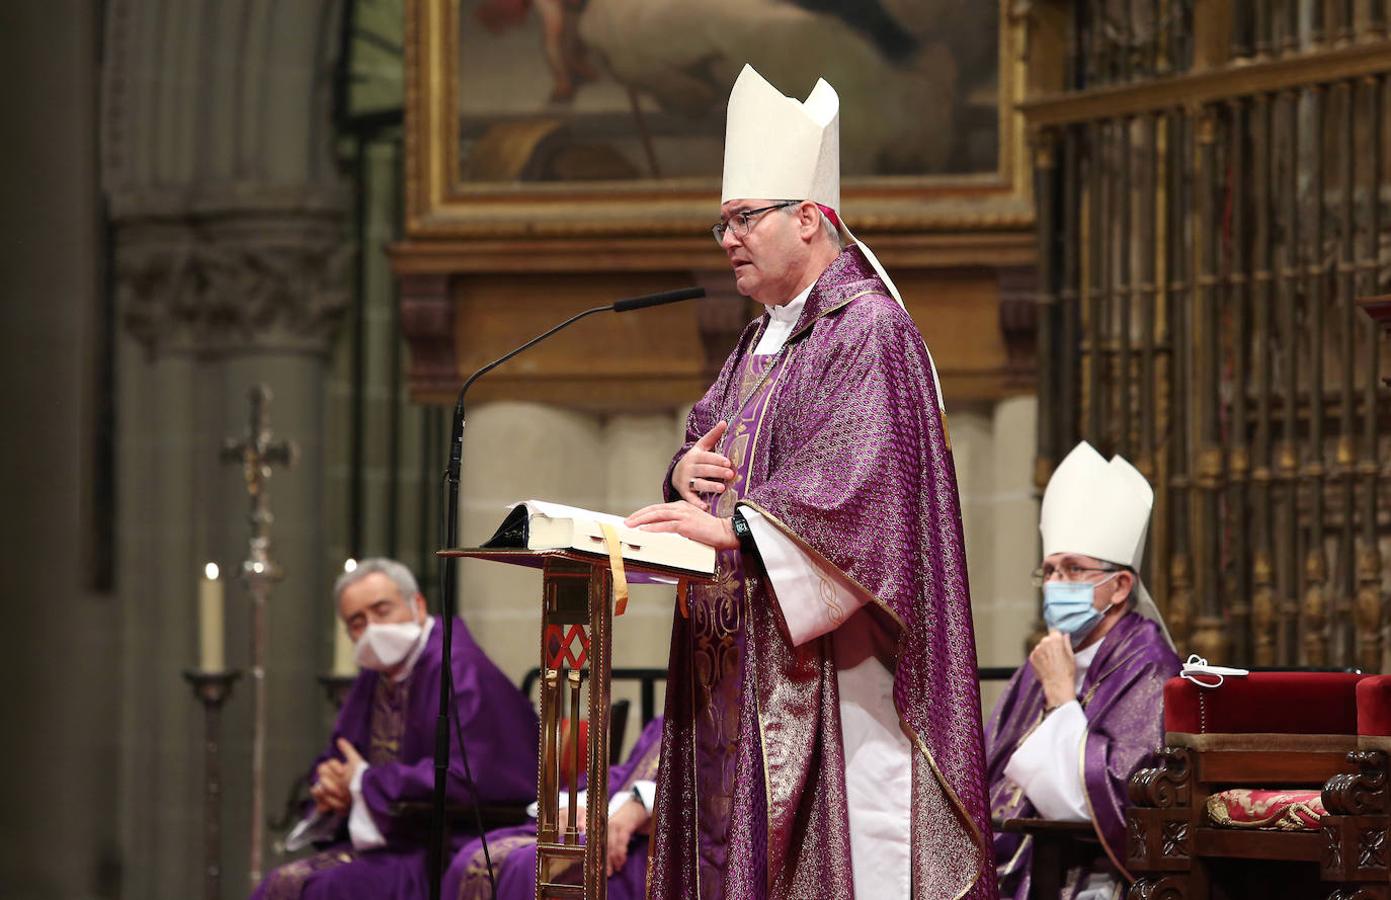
[{"xmin": 1042, "ymin": 572, "xmax": 1119, "ymax": 646}]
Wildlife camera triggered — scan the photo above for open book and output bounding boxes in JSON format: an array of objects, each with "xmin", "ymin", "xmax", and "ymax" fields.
[{"xmin": 481, "ymin": 500, "xmax": 716, "ymax": 579}]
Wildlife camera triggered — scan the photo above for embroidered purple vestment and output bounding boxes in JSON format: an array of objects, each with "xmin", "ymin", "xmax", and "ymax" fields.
[
  {"xmin": 648, "ymin": 246, "xmax": 998, "ymax": 900},
  {"xmin": 985, "ymin": 611, "xmax": 1179, "ymax": 898}
]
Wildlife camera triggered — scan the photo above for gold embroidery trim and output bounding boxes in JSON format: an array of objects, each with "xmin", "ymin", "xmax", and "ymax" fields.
[
  {"xmin": 1079, "ymin": 715, "xmax": 1135, "ymax": 883},
  {"xmin": 1204, "ymin": 789, "xmax": 1324, "ymax": 831},
  {"xmin": 785, "ymin": 289, "xmax": 888, "ymax": 343}
]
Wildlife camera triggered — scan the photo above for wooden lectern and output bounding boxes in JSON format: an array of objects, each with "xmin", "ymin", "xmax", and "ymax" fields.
[{"xmin": 440, "ymin": 547, "xmax": 710, "ymax": 900}]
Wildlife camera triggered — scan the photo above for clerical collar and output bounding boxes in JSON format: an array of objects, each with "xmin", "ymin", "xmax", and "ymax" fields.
[
  {"xmin": 752, "ymin": 283, "xmax": 812, "ymax": 356},
  {"xmin": 1071, "ymin": 637, "xmax": 1103, "ymax": 693},
  {"xmin": 394, "ymin": 615, "xmax": 436, "ymax": 683}
]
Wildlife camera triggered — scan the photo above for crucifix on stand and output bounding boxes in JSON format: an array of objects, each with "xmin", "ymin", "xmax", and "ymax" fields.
[{"xmin": 221, "ymin": 384, "xmax": 298, "ymax": 886}]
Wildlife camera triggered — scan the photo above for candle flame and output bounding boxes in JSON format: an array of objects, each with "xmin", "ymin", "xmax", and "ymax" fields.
[
  {"xmin": 343, "ymin": 558, "xmax": 358, "ymax": 573},
  {"xmin": 204, "ymin": 562, "xmax": 220, "ymax": 580}
]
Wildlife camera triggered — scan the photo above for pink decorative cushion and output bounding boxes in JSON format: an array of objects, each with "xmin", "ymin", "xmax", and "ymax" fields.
[{"xmin": 1205, "ymin": 788, "xmax": 1327, "ymax": 831}]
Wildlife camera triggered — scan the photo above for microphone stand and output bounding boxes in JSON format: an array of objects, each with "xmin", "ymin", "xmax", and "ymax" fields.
[{"xmin": 428, "ymin": 288, "xmax": 703, "ymax": 900}]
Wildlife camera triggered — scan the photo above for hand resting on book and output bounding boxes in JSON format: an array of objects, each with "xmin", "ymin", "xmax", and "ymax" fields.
[{"xmin": 624, "ymin": 500, "xmax": 738, "ymax": 551}]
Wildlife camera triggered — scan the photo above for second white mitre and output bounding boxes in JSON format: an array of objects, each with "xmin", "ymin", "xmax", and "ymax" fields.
[{"xmin": 1040, "ymin": 440, "xmax": 1154, "ymax": 570}]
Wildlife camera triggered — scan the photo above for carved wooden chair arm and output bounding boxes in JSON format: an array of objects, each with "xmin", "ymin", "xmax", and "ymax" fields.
[{"xmin": 1128, "ymin": 746, "xmax": 1194, "ymax": 809}]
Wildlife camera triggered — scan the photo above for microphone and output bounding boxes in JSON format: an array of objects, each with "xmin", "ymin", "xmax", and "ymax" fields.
[
  {"xmin": 611, "ymin": 286, "xmax": 706, "ymax": 312},
  {"xmin": 426, "ymin": 285, "xmax": 704, "ymax": 900}
]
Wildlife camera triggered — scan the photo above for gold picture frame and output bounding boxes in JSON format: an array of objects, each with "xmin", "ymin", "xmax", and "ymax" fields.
[{"xmin": 402, "ymin": 0, "xmax": 1034, "ymax": 268}]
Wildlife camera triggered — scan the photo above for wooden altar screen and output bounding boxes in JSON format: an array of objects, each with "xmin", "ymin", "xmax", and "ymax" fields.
[{"xmin": 1022, "ymin": 0, "xmax": 1391, "ymax": 668}]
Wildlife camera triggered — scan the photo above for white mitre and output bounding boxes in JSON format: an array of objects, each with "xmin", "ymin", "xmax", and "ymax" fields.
[
  {"xmin": 1040, "ymin": 441, "xmax": 1174, "ymax": 648},
  {"xmin": 719, "ymin": 64, "xmax": 904, "ymax": 307},
  {"xmin": 722, "ymin": 64, "xmax": 841, "ymax": 212},
  {"xmin": 1041, "ymin": 441, "xmax": 1153, "ymax": 568}
]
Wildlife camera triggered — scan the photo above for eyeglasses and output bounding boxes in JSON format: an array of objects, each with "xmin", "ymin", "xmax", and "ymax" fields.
[
  {"xmin": 1030, "ymin": 562, "xmax": 1122, "ymax": 588},
  {"xmin": 711, "ymin": 201, "xmax": 800, "ymax": 245}
]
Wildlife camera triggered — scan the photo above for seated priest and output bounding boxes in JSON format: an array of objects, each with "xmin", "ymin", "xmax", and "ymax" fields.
[
  {"xmin": 985, "ymin": 442, "xmax": 1181, "ymax": 900},
  {"xmin": 251, "ymin": 558, "xmax": 540, "ymax": 900},
  {"xmin": 443, "ymin": 714, "xmax": 664, "ymax": 900}
]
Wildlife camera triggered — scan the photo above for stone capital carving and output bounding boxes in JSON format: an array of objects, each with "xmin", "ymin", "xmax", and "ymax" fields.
[{"xmin": 115, "ymin": 199, "xmax": 353, "ymax": 357}]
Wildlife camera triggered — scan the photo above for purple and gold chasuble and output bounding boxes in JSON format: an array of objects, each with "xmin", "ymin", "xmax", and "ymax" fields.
[
  {"xmin": 251, "ymin": 618, "xmax": 539, "ymax": 900},
  {"xmin": 443, "ymin": 715, "xmax": 666, "ymax": 900},
  {"xmin": 648, "ymin": 247, "xmax": 997, "ymax": 900},
  {"xmin": 984, "ymin": 612, "xmax": 1179, "ymax": 899}
]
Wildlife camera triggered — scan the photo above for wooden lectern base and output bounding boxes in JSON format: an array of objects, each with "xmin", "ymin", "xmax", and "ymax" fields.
[{"xmin": 440, "ymin": 547, "xmax": 712, "ymax": 900}]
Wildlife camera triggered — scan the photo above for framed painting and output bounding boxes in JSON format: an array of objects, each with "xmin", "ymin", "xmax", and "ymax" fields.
[{"xmin": 403, "ymin": 0, "xmax": 1033, "ymax": 262}]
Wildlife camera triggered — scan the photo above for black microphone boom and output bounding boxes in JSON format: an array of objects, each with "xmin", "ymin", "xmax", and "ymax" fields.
[
  {"xmin": 611, "ymin": 285, "xmax": 706, "ymax": 312},
  {"xmin": 426, "ymin": 285, "xmax": 704, "ymax": 900}
]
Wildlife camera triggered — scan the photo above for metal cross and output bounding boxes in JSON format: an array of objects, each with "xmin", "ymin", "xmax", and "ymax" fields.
[
  {"xmin": 220, "ymin": 383, "xmax": 297, "ymax": 886},
  {"xmin": 221, "ymin": 385, "xmax": 298, "ymax": 579}
]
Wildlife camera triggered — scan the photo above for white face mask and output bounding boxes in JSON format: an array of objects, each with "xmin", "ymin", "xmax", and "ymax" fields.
[{"xmin": 355, "ymin": 613, "xmax": 424, "ymax": 672}]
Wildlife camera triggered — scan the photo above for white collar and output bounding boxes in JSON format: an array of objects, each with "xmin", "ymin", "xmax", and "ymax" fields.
[
  {"xmin": 393, "ymin": 615, "xmax": 436, "ymax": 683},
  {"xmin": 752, "ymin": 283, "xmax": 812, "ymax": 355},
  {"xmin": 1071, "ymin": 638, "xmax": 1103, "ymax": 692},
  {"xmin": 768, "ymin": 282, "xmax": 811, "ymax": 322}
]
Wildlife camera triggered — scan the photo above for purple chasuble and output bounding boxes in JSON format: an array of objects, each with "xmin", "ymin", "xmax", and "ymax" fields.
[
  {"xmin": 250, "ymin": 616, "xmax": 539, "ymax": 900},
  {"xmin": 442, "ymin": 715, "xmax": 665, "ymax": 900},
  {"xmin": 648, "ymin": 246, "xmax": 997, "ymax": 900},
  {"xmin": 984, "ymin": 611, "xmax": 1179, "ymax": 899}
]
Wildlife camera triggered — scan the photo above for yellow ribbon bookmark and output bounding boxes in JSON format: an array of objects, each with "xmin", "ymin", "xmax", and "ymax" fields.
[
  {"xmin": 598, "ymin": 523, "xmax": 629, "ymax": 617},
  {"xmin": 676, "ymin": 578, "xmax": 690, "ymax": 620}
]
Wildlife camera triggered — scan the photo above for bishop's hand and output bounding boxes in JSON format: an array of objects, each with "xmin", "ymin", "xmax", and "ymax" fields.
[
  {"xmin": 625, "ymin": 501, "xmax": 738, "ymax": 551},
  {"xmin": 1029, "ymin": 630, "xmax": 1078, "ymax": 711},
  {"xmin": 672, "ymin": 421, "xmax": 734, "ymax": 511},
  {"xmin": 311, "ymin": 758, "xmax": 351, "ymax": 814},
  {"xmin": 606, "ymin": 797, "xmax": 650, "ymax": 876}
]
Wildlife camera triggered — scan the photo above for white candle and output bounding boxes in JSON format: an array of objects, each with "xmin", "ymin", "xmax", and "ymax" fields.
[
  {"xmin": 332, "ymin": 620, "xmax": 357, "ymax": 677},
  {"xmin": 332, "ymin": 558, "xmax": 358, "ymax": 676},
  {"xmin": 199, "ymin": 562, "xmax": 225, "ymax": 672}
]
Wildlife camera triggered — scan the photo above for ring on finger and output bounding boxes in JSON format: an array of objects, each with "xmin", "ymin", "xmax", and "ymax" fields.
[{"xmin": 689, "ymin": 479, "xmax": 696, "ymax": 491}]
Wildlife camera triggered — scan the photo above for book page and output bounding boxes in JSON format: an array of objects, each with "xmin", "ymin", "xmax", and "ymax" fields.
[{"xmin": 514, "ymin": 499, "xmax": 630, "ymax": 528}]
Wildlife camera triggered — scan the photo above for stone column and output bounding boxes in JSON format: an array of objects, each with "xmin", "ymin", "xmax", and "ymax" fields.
[
  {"xmin": 112, "ymin": 198, "xmax": 350, "ymax": 898},
  {"xmin": 985, "ymin": 395, "xmax": 1042, "ymax": 668},
  {"xmin": 953, "ymin": 396, "xmax": 1039, "ymax": 715},
  {"xmin": 102, "ymin": 1, "xmax": 350, "ymax": 895}
]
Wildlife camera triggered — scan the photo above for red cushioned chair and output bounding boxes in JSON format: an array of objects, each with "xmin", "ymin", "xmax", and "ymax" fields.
[
  {"xmin": 1126, "ymin": 672, "xmax": 1366, "ymax": 899},
  {"xmin": 1320, "ymin": 675, "xmax": 1391, "ymax": 900}
]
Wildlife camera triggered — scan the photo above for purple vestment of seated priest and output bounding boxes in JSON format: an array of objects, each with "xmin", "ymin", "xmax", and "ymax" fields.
[
  {"xmin": 250, "ymin": 616, "xmax": 539, "ymax": 900},
  {"xmin": 985, "ymin": 610, "xmax": 1180, "ymax": 898},
  {"xmin": 442, "ymin": 714, "xmax": 664, "ymax": 900},
  {"xmin": 646, "ymin": 246, "xmax": 997, "ymax": 900}
]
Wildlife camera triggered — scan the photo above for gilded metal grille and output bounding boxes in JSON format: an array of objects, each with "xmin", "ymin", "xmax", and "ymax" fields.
[{"xmin": 1027, "ymin": 0, "xmax": 1391, "ymax": 668}]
